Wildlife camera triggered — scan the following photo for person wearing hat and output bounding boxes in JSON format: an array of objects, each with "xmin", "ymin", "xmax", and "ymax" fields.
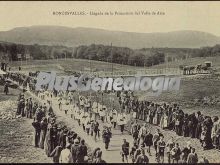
[
  {"xmin": 111, "ymin": 108, "xmax": 118, "ymax": 129},
  {"xmin": 138, "ymin": 123, "xmax": 148, "ymax": 146},
  {"xmin": 3, "ymin": 81, "xmax": 9, "ymax": 95},
  {"xmin": 27, "ymin": 97, "xmax": 33, "ymax": 119},
  {"xmin": 157, "ymin": 135, "xmax": 166, "ymax": 163},
  {"xmin": 25, "ymin": 98, "xmax": 29, "ymax": 118},
  {"xmin": 16, "ymin": 98, "xmax": 23, "ymax": 115},
  {"xmin": 149, "ymin": 103, "xmax": 155, "ymax": 124},
  {"xmin": 144, "ymin": 129, "xmax": 153, "ymax": 156},
  {"xmin": 35, "ymin": 105, "xmax": 44, "ymax": 122},
  {"xmin": 166, "ymin": 137, "xmax": 175, "ymax": 163},
  {"xmin": 20, "ymin": 98, "xmax": 25, "ymax": 117},
  {"xmin": 152, "ymin": 129, "xmax": 163, "ymax": 156},
  {"xmin": 94, "ymin": 121, "xmax": 100, "ymax": 141},
  {"xmin": 211, "ymin": 116, "xmax": 219, "ymax": 149},
  {"xmin": 93, "ymin": 150, "xmax": 106, "ymax": 163},
  {"xmin": 171, "ymin": 143, "xmax": 182, "ymax": 163},
  {"xmin": 181, "ymin": 141, "xmax": 192, "ymax": 163},
  {"xmin": 130, "ymin": 141, "xmax": 138, "ymax": 163},
  {"xmin": 56, "ymin": 124, "xmax": 63, "ymax": 147},
  {"xmin": 70, "ymin": 139, "xmax": 80, "ymax": 163},
  {"xmin": 50, "ymin": 124, "xmax": 58, "ymax": 152},
  {"xmin": 135, "ymin": 149, "xmax": 149, "ymax": 163},
  {"xmin": 59, "ymin": 143, "xmax": 71, "ymax": 163},
  {"xmin": 39, "ymin": 117, "xmax": 48, "ymax": 149},
  {"xmin": 48, "ymin": 104, "xmax": 53, "ymax": 116},
  {"xmin": 32, "ymin": 118, "xmax": 41, "ymax": 148},
  {"xmin": 42, "ymin": 103, "xmax": 47, "ymax": 117},
  {"xmin": 91, "ymin": 147, "xmax": 101, "ymax": 162},
  {"xmin": 121, "ymin": 139, "xmax": 129, "ymax": 163},
  {"xmin": 59, "ymin": 126, "xmax": 68, "ymax": 149},
  {"xmin": 198, "ymin": 156, "xmax": 209, "ymax": 163},
  {"xmin": 134, "ymin": 147, "xmax": 141, "ymax": 163},
  {"xmin": 187, "ymin": 147, "xmax": 198, "ymax": 164},
  {"xmin": 67, "ymin": 130, "xmax": 75, "ymax": 144},
  {"xmin": 85, "ymin": 118, "xmax": 91, "ymax": 135},
  {"xmin": 75, "ymin": 105, "xmax": 81, "ymax": 126},
  {"xmin": 50, "ymin": 144, "xmax": 62, "ymax": 163},
  {"xmin": 78, "ymin": 139, "xmax": 88, "ymax": 163},
  {"xmin": 32, "ymin": 102, "xmax": 38, "ymax": 117},
  {"xmin": 117, "ymin": 112, "xmax": 125, "ymax": 134},
  {"xmin": 90, "ymin": 119, "xmax": 95, "ymax": 136},
  {"xmin": 99, "ymin": 106, "xmax": 106, "ymax": 123},
  {"xmin": 44, "ymin": 122, "xmax": 53, "ymax": 157},
  {"xmin": 102, "ymin": 127, "xmax": 112, "ymax": 150}
]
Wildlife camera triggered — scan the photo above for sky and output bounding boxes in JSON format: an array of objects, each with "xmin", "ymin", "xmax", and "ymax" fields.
[{"xmin": 0, "ymin": 1, "xmax": 220, "ymax": 36}]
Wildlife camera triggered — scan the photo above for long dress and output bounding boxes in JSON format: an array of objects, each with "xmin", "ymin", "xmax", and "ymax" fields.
[
  {"xmin": 164, "ymin": 115, "xmax": 168, "ymax": 128},
  {"xmin": 160, "ymin": 114, "xmax": 168, "ymax": 129},
  {"xmin": 160, "ymin": 114, "xmax": 164, "ymax": 128},
  {"xmin": 111, "ymin": 110, "xmax": 118, "ymax": 123},
  {"xmin": 182, "ymin": 118, "xmax": 189, "ymax": 137},
  {"xmin": 39, "ymin": 121, "xmax": 48, "ymax": 149},
  {"xmin": 153, "ymin": 113, "xmax": 158, "ymax": 125},
  {"xmin": 44, "ymin": 126, "xmax": 52, "ymax": 157}
]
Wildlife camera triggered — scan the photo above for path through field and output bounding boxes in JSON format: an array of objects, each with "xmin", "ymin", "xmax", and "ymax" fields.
[
  {"xmin": 29, "ymin": 91, "xmax": 160, "ymax": 163},
  {"xmin": 30, "ymin": 90, "xmax": 220, "ymax": 163},
  {"xmin": 1, "ymin": 83, "xmax": 220, "ymax": 163}
]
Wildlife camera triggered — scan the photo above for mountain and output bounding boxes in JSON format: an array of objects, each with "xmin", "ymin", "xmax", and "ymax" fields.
[{"xmin": 0, "ymin": 25, "xmax": 219, "ymax": 48}]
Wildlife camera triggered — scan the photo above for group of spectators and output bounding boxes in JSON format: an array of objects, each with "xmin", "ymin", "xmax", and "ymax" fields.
[
  {"xmin": 128, "ymin": 120, "xmax": 210, "ymax": 163},
  {"xmin": 6, "ymin": 70, "xmax": 220, "ymax": 163},
  {"xmin": 117, "ymin": 91, "xmax": 220, "ymax": 151},
  {"xmin": 16, "ymin": 93, "xmax": 106, "ymax": 163}
]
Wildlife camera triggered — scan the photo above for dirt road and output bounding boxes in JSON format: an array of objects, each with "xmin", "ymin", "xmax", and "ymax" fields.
[{"xmin": 1, "ymin": 84, "xmax": 220, "ymax": 163}]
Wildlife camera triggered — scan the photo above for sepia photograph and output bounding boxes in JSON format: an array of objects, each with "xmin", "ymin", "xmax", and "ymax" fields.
[{"xmin": 0, "ymin": 1, "xmax": 220, "ymax": 164}]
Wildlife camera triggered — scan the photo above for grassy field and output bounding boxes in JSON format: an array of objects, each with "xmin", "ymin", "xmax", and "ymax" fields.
[
  {"xmin": 151, "ymin": 56, "xmax": 220, "ymax": 69},
  {"xmin": 137, "ymin": 76, "xmax": 220, "ymax": 116},
  {"xmin": 8, "ymin": 57, "xmax": 220, "ymax": 114},
  {"xmin": 9, "ymin": 58, "xmax": 140, "ymax": 74}
]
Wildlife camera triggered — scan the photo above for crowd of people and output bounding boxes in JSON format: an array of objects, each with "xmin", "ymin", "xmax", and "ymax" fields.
[
  {"xmin": 6, "ymin": 70, "xmax": 220, "ymax": 163},
  {"xmin": 16, "ymin": 92, "xmax": 107, "ymax": 163},
  {"xmin": 116, "ymin": 91, "xmax": 220, "ymax": 151}
]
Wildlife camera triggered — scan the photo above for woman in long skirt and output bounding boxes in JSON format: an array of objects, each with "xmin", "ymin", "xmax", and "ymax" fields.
[
  {"xmin": 39, "ymin": 118, "xmax": 48, "ymax": 149},
  {"xmin": 44, "ymin": 125, "xmax": 52, "ymax": 157}
]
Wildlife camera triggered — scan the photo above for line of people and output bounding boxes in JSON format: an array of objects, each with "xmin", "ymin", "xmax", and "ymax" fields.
[
  {"xmin": 129, "ymin": 121, "xmax": 209, "ymax": 163},
  {"xmin": 9, "ymin": 71, "xmax": 220, "ymax": 163},
  {"xmin": 56, "ymin": 92, "xmax": 210, "ymax": 164},
  {"xmin": 16, "ymin": 93, "xmax": 106, "ymax": 163},
  {"xmin": 116, "ymin": 91, "xmax": 220, "ymax": 151}
]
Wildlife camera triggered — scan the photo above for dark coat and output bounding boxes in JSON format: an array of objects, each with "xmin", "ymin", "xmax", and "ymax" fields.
[
  {"xmin": 70, "ymin": 144, "xmax": 80, "ymax": 163},
  {"xmin": 45, "ymin": 127, "xmax": 53, "ymax": 157},
  {"xmin": 187, "ymin": 153, "xmax": 198, "ymax": 164},
  {"xmin": 39, "ymin": 121, "xmax": 48, "ymax": 149},
  {"xmin": 144, "ymin": 133, "xmax": 153, "ymax": 146},
  {"xmin": 78, "ymin": 144, "xmax": 88, "ymax": 162},
  {"xmin": 50, "ymin": 146, "xmax": 62, "ymax": 163},
  {"xmin": 102, "ymin": 130, "xmax": 112, "ymax": 143}
]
